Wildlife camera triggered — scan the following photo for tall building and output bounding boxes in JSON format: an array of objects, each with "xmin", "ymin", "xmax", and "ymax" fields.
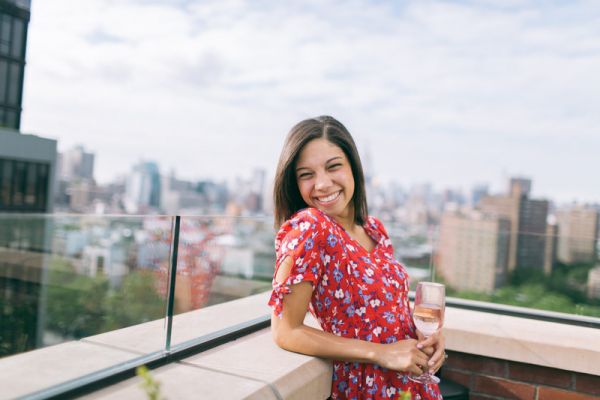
[
  {"xmin": 544, "ymin": 222, "xmax": 558, "ymax": 275},
  {"xmin": 0, "ymin": 0, "xmax": 55, "ymax": 214},
  {"xmin": 124, "ymin": 161, "xmax": 161, "ymax": 213},
  {"xmin": 471, "ymin": 184, "xmax": 489, "ymax": 208},
  {"xmin": 437, "ymin": 210, "xmax": 510, "ymax": 293},
  {"xmin": 0, "ymin": 0, "xmax": 29, "ymax": 130},
  {"xmin": 556, "ymin": 205, "xmax": 599, "ymax": 264},
  {"xmin": 58, "ymin": 145, "xmax": 95, "ymax": 181},
  {"xmin": 0, "ymin": 128, "xmax": 56, "ymax": 212},
  {"xmin": 479, "ymin": 177, "xmax": 549, "ymax": 272},
  {"xmin": 54, "ymin": 145, "xmax": 96, "ymax": 212},
  {"xmin": 0, "ymin": 0, "xmax": 58, "ymax": 357}
]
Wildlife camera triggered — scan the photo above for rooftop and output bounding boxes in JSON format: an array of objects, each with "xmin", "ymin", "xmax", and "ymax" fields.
[{"xmin": 0, "ymin": 213, "xmax": 599, "ymax": 399}]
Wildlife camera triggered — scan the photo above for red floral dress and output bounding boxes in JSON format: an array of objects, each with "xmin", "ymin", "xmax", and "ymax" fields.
[{"xmin": 269, "ymin": 208, "xmax": 442, "ymax": 400}]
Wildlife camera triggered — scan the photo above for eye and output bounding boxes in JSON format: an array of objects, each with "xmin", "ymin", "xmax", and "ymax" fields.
[
  {"xmin": 297, "ymin": 172, "xmax": 313, "ymax": 180},
  {"xmin": 328, "ymin": 163, "xmax": 342, "ymax": 170}
]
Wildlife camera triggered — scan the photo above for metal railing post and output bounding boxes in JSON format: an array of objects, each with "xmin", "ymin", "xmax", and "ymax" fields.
[{"xmin": 165, "ymin": 215, "xmax": 181, "ymax": 352}]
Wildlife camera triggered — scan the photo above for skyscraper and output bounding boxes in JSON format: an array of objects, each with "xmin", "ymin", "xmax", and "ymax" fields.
[
  {"xmin": 437, "ymin": 209, "xmax": 510, "ymax": 293},
  {"xmin": 58, "ymin": 145, "xmax": 95, "ymax": 182},
  {"xmin": 556, "ymin": 205, "xmax": 599, "ymax": 264},
  {"xmin": 479, "ymin": 177, "xmax": 549, "ymax": 272},
  {"xmin": 0, "ymin": 129, "xmax": 56, "ymax": 212},
  {"xmin": 0, "ymin": 0, "xmax": 29, "ymax": 130},
  {"xmin": 0, "ymin": 1, "xmax": 57, "ymax": 355},
  {"xmin": 124, "ymin": 161, "xmax": 161, "ymax": 213},
  {"xmin": 0, "ymin": 0, "xmax": 55, "ymax": 214}
]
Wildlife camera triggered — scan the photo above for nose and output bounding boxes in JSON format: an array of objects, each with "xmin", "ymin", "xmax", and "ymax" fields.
[{"xmin": 314, "ymin": 172, "xmax": 333, "ymax": 192}]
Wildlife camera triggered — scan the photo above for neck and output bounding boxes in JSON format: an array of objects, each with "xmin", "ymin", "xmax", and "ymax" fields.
[{"xmin": 332, "ymin": 207, "xmax": 356, "ymax": 232}]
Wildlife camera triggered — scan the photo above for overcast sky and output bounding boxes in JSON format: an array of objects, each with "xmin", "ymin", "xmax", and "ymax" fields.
[{"xmin": 20, "ymin": 0, "xmax": 600, "ymax": 204}]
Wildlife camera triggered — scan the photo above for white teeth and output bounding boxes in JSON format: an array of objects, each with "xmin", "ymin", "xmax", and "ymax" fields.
[{"xmin": 317, "ymin": 192, "xmax": 340, "ymax": 203}]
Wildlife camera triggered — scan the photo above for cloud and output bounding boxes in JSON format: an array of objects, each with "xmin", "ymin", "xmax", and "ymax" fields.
[{"xmin": 20, "ymin": 0, "xmax": 600, "ymax": 203}]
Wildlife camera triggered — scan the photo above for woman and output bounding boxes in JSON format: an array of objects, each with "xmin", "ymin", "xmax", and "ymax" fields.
[{"xmin": 269, "ymin": 116, "xmax": 444, "ymax": 399}]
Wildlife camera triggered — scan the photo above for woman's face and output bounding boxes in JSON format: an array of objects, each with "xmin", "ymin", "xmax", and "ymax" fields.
[{"xmin": 295, "ymin": 138, "xmax": 355, "ymax": 225}]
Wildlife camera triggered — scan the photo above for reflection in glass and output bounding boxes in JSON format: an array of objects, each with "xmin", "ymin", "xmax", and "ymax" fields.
[
  {"xmin": 0, "ymin": 215, "xmax": 173, "ymax": 358},
  {"xmin": 171, "ymin": 216, "xmax": 274, "ymax": 316}
]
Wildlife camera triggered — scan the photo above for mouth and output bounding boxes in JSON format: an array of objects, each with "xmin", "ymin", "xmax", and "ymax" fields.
[{"xmin": 314, "ymin": 191, "xmax": 341, "ymax": 205}]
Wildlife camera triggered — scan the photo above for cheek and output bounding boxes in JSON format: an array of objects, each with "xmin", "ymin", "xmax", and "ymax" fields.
[
  {"xmin": 341, "ymin": 170, "xmax": 355, "ymax": 195},
  {"xmin": 297, "ymin": 181, "xmax": 312, "ymax": 202},
  {"xmin": 346, "ymin": 180, "xmax": 355, "ymax": 198}
]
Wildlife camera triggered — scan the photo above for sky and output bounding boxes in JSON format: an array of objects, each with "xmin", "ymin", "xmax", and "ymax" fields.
[{"xmin": 20, "ymin": 0, "xmax": 600, "ymax": 204}]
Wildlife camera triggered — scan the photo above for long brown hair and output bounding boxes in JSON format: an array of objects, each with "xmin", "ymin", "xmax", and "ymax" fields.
[{"xmin": 273, "ymin": 116, "xmax": 368, "ymax": 228}]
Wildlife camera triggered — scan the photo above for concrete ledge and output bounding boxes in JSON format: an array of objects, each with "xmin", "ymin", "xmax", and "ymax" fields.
[
  {"xmin": 0, "ymin": 341, "xmax": 136, "ymax": 399},
  {"xmin": 443, "ymin": 307, "xmax": 600, "ymax": 375},
  {"xmin": 1, "ymin": 290, "xmax": 598, "ymax": 399},
  {"xmin": 82, "ymin": 292, "xmax": 332, "ymax": 400},
  {"xmin": 83, "ymin": 327, "xmax": 332, "ymax": 400},
  {"xmin": 83, "ymin": 362, "xmax": 279, "ymax": 400},
  {"xmin": 0, "ymin": 291, "xmax": 332, "ymax": 400}
]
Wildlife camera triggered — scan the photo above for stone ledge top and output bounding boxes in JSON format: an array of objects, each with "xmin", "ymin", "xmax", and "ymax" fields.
[
  {"xmin": 1, "ymin": 291, "xmax": 598, "ymax": 399},
  {"xmin": 443, "ymin": 306, "xmax": 600, "ymax": 375}
]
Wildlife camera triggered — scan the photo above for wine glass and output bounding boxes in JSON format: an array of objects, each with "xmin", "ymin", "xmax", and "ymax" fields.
[{"xmin": 409, "ymin": 281, "xmax": 445, "ymax": 384}]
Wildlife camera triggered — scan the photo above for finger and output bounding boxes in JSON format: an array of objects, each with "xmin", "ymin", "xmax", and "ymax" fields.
[
  {"xmin": 415, "ymin": 350, "xmax": 430, "ymax": 369},
  {"xmin": 409, "ymin": 363, "xmax": 424, "ymax": 375},
  {"xmin": 417, "ymin": 334, "xmax": 437, "ymax": 349},
  {"xmin": 421, "ymin": 346, "xmax": 434, "ymax": 356},
  {"xmin": 428, "ymin": 346, "xmax": 445, "ymax": 367},
  {"xmin": 433, "ymin": 356, "xmax": 445, "ymax": 374}
]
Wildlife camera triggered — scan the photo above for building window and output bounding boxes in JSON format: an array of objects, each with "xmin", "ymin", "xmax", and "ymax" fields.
[
  {"xmin": 5, "ymin": 108, "xmax": 16, "ymax": 127},
  {"xmin": 0, "ymin": 159, "xmax": 12, "ymax": 206},
  {"xmin": 11, "ymin": 18, "xmax": 23, "ymax": 59},
  {"xmin": 25, "ymin": 161, "xmax": 36, "ymax": 205},
  {"xmin": 0, "ymin": 59, "xmax": 7, "ymax": 104},
  {"xmin": 7, "ymin": 61, "xmax": 21, "ymax": 106},
  {"xmin": 12, "ymin": 160, "xmax": 25, "ymax": 206},
  {"xmin": 36, "ymin": 163, "xmax": 48, "ymax": 209},
  {"xmin": 0, "ymin": 14, "xmax": 11, "ymax": 55},
  {"xmin": 0, "ymin": 158, "xmax": 50, "ymax": 212}
]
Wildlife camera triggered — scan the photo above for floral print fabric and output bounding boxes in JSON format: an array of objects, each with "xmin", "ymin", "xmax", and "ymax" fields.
[{"xmin": 268, "ymin": 208, "xmax": 442, "ymax": 400}]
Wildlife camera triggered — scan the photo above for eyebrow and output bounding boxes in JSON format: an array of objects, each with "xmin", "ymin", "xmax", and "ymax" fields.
[{"xmin": 296, "ymin": 156, "xmax": 343, "ymax": 171}]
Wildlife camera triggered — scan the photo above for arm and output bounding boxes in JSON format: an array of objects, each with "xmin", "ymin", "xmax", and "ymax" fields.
[{"xmin": 271, "ymin": 257, "xmax": 430, "ymax": 375}]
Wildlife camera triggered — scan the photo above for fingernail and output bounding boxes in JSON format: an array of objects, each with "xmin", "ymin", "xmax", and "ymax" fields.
[
  {"xmin": 428, "ymin": 361, "xmax": 434, "ymax": 366},
  {"xmin": 417, "ymin": 344, "xmax": 423, "ymax": 349}
]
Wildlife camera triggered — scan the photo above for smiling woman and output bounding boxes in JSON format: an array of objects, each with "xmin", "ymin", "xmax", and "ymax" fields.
[
  {"xmin": 273, "ymin": 116, "xmax": 368, "ymax": 230},
  {"xmin": 268, "ymin": 116, "xmax": 446, "ymax": 400}
]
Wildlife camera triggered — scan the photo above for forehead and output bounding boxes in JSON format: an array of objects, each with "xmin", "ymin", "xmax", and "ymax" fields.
[{"xmin": 296, "ymin": 138, "xmax": 347, "ymax": 167}]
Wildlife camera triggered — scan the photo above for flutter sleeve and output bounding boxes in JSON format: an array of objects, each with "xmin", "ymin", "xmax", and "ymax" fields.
[{"xmin": 268, "ymin": 208, "xmax": 329, "ymax": 318}]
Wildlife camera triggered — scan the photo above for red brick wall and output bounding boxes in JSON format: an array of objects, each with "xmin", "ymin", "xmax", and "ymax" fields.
[{"xmin": 440, "ymin": 350, "xmax": 600, "ymax": 400}]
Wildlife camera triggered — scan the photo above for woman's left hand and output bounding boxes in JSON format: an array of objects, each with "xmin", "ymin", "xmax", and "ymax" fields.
[{"xmin": 416, "ymin": 329, "xmax": 446, "ymax": 374}]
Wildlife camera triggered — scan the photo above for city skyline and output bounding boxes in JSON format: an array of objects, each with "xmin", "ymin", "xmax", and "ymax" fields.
[{"xmin": 20, "ymin": 0, "xmax": 600, "ymax": 204}]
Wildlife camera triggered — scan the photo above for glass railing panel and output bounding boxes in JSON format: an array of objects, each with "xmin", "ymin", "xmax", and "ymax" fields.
[
  {"xmin": 168, "ymin": 215, "xmax": 274, "ymax": 347},
  {"xmin": 0, "ymin": 214, "xmax": 173, "ymax": 359},
  {"xmin": 423, "ymin": 221, "xmax": 600, "ymax": 318},
  {"xmin": 383, "ymin": 221, "xmax": 435, "ymax": 290}
]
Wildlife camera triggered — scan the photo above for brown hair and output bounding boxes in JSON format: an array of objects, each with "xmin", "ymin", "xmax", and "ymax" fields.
[{"xmin": 273, "ymin": 116, "xmax": 368, "ymax": 228}]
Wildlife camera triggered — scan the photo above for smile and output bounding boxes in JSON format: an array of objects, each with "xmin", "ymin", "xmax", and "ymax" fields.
[{"xmin": 315, "ymin": 191, "xmax": 341, "ymax": 205}]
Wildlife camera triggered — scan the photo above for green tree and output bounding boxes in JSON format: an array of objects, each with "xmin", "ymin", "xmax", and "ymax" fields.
[{"xmin": 104, "ymin": 271, "xmax": 165, "ymax": 331}]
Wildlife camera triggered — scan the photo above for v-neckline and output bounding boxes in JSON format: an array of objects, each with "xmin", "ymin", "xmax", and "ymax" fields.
[{"xmin": 314, "ymin": 208, "xmax": 380, "ymax": 255}]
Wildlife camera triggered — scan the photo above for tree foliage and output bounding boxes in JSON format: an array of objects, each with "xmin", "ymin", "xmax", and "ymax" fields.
[{"xmin": 448, "ymin": 261, "xmax": 600, "ymax": 318}]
